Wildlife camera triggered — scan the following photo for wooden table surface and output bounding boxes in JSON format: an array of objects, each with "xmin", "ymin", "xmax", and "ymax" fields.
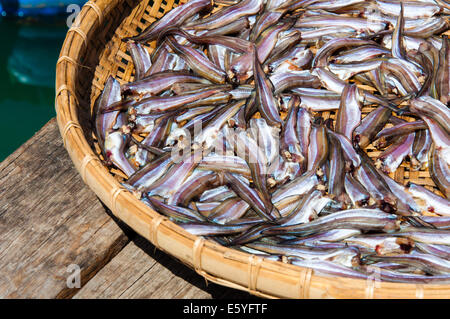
[{"xmin": 0, "ymin": 118, "xmax": 259, "ymax": 299}]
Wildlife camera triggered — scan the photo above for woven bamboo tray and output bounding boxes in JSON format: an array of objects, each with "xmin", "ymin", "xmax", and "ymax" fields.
[{"xmin": 55, "ymin": 0, "xmax": 450, "ymax": 299}]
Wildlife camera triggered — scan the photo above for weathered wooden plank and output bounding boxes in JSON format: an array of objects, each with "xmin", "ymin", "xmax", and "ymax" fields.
[
  {"xmin": 0, "ymin": 119, "xmax": 257, "ymax": 299},
  {"xmin": 74, "ymin": 235, "xmax": 258, "ymax": 299},
  {"xmin": 0, "ymin": 119, "xmax": 131, "ymax": 299}
]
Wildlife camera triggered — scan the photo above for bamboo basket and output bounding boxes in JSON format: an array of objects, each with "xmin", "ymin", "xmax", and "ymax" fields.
[{"xmin": 55, "ymin": 0, "xmax": 450, "ymax": 299}]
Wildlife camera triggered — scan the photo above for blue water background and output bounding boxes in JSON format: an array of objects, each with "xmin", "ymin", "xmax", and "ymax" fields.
[{"xmin": 0, "ymin": 16, "xmax": 72, "ymax": 161}]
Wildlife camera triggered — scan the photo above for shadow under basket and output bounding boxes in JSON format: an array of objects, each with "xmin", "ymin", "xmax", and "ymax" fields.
[{"xmin": 55, "ymin": 0, "xmax": 450, "ymax": 299}]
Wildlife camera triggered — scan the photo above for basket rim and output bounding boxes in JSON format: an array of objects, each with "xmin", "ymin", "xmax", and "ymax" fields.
[{"xmin": 55, "ymin": 0, "xmax": 450, "ymax": 299}]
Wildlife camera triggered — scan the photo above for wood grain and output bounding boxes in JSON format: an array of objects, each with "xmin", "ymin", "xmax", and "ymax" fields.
[
  {"xmin": 74, "ymin": 235, "xmax": 258, "ymax": 299},
  {"xmin": 0, "ymin": 119, "xmax": 256, "ymax": 299},
  {"xmin": 0, "ymin": 119, "xmax": 131, "ymax": 299}
]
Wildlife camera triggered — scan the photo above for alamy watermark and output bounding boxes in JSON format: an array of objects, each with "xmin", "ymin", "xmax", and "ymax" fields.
[
  {"xmin": 66, "ymin": 4, "xmax": 82, "ymax": 28},
  {"xmin": 66, "ymin": 264, "xmax": 81, "ymax": 289},
  {"xmin": 366, "ymin": 265, "xmax": 382, "ymax": 290}
]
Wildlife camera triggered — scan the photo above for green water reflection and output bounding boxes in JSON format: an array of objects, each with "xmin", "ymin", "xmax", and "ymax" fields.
[{"xmin": 0, "ymin": 18, "xmax": 68, "ymax": 162}]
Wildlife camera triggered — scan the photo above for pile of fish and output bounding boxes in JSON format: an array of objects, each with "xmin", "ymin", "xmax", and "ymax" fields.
[{"xmin": 94, "ymin": 0, "xmax": 450, "ymax": 284}]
